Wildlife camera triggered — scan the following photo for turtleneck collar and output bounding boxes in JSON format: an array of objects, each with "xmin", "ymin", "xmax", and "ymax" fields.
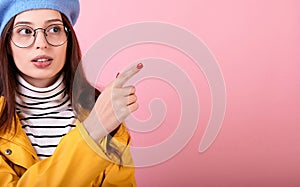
[
  {"xmin": 15, "ymin": 74, "xmax": 69, "ymax": 112},
  {"xmin": 15, "ymin": 73, "xmax": 76, "ymax": 160}
]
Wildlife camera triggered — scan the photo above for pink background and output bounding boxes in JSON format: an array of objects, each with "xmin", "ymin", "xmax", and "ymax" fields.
[{"xmin": 75, "ymin": 0, "xmax": 300, "ymax": 186}]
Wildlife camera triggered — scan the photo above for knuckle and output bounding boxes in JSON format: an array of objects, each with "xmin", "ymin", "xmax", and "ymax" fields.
[
  {"xmin": 131, "ymin": 86, "xmax": 136, "ymax": 93},
  {"xmin": 132, "ymin": 103, "xmax": 139, "ymax": 112},
  {"xmin": 131, "ymin": 95, "xmax": 137, "ymax": 102}
]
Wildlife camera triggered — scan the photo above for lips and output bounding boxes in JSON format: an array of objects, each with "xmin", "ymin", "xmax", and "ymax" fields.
[
  {"xmin": 31, "ymin": 55, "xmax": 53, "ymax": 68},
  {"xmin": 31, "ymin": 55, "xmax": 53, "ymax": 63}
]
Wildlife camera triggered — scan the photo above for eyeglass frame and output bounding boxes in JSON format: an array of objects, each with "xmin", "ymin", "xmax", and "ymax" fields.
[{"xmin": 9, "ymin": 24, "xmax": 70, "ymax": 48}]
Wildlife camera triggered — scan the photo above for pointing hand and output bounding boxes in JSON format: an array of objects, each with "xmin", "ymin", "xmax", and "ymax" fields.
[{"xmin": 83, "ymin": 63, "xmax": 143, "ymax": 142}]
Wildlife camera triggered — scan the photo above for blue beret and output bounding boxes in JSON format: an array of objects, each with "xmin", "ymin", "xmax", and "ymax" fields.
[{"xmin": 0, "ymin": 0, "xmax": 80, "ymax": 35}]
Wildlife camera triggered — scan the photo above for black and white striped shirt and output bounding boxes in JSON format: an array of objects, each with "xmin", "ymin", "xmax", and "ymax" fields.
[{"xmin": 15, "ymin": 74, "xmax": 76, "ymax": 160}]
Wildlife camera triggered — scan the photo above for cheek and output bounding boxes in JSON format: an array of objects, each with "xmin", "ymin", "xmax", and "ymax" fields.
[{"xmin": 10, "ymin": 45, "xmax": 27, "ymax": 66}]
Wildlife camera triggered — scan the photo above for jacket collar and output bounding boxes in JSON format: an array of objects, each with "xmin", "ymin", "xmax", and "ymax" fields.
[{"xmin": 0, "ymin": 97, "xmax": 39, "ymax": 168}]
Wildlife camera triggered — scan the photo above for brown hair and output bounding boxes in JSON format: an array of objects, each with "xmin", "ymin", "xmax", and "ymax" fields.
[
  {"xmin": 0, "ymin": 15, "xmax": 18, "ymax": 133},
  {"xmin": 0, "ymin": 13, "xmax": 122, "ymax": 163}
]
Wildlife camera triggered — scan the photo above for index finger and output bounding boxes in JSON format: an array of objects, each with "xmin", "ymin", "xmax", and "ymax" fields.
[{"xmin": 114, "ymin": 63, "xmax": 143, "ymax": 87}]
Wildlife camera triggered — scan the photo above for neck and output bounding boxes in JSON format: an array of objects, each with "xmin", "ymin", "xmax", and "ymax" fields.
[{"xmin": 20, "ymin": 73, "xmax": 61, "ymax": 88}]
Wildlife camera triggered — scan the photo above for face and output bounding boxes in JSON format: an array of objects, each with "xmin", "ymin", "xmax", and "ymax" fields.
[{"xmin": 10, "ymin": 9, "xmax": 67, "ymax": 88}]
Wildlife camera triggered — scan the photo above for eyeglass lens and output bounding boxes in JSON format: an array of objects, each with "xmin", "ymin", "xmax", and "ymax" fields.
[{"xmin": 11, "ymin": 24, "xmax": 68, "ymax": 48}]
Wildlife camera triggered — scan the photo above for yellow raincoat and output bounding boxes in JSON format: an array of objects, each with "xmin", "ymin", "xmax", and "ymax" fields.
[{"xmin": 0, "ymin": 97, "xmax": 136, "ymax": 186}]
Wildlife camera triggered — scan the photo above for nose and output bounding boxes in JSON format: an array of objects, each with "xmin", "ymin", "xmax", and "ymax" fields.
[{"xmin": 33, "ymin": 29, "xmax": 49, "ymax": 49}]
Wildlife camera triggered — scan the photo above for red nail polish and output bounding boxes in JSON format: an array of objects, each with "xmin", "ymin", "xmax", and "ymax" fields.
[
  {"xmin": 116, "ymin": 72, "xmax": 120, "ymax": 78},
  {"xmin": 137, "ymin": 63, "xmax": 143, "ymax": 69}
]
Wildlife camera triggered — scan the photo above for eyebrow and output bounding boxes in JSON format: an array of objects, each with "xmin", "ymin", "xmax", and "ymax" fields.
[{"xmin": 14, "ymin": 19, "xmax": 63, "ymax": 26}]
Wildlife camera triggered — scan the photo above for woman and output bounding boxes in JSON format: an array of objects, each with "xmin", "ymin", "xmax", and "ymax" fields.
[{"xmin": 0, "ymin": 0, "xmax": 142, "ymax": 186}]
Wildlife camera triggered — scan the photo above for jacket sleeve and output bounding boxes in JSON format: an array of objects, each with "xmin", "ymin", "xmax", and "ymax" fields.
[
  {"xmin": 0, "ymin": 121, "xmax": 136, "ymax": 187},
  {"xmin": 99, "ymin": 124, "xmax": 137, "ymax": 187}
]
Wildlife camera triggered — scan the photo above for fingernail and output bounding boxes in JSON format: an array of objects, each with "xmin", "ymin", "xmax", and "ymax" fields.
[
  {"xmin": 116, "ymin": 72, "xmax": 120, "ymax": 78},
  {"xmin": 137, "ymin": 63, "xmax": 143, "ymax": 69}
]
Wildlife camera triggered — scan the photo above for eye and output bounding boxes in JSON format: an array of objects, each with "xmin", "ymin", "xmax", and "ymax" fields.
[
  {"xmin": 47, "ymin": 25, "xmax": 63, "ymax": 33},
  {"xmin": 15, "ymin": 27, "xmax": 33, "ymax": 35}
]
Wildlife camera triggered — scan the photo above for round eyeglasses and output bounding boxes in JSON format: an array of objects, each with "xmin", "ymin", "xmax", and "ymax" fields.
[{"xmin": 10, "ymin": 24, "xmax": 69, "ymax": 48}]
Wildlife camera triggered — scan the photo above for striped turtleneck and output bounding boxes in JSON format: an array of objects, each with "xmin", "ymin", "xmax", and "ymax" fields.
[{"xmin": 15, "ymin": 74, "xmax": 76, "ymax": 160}]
